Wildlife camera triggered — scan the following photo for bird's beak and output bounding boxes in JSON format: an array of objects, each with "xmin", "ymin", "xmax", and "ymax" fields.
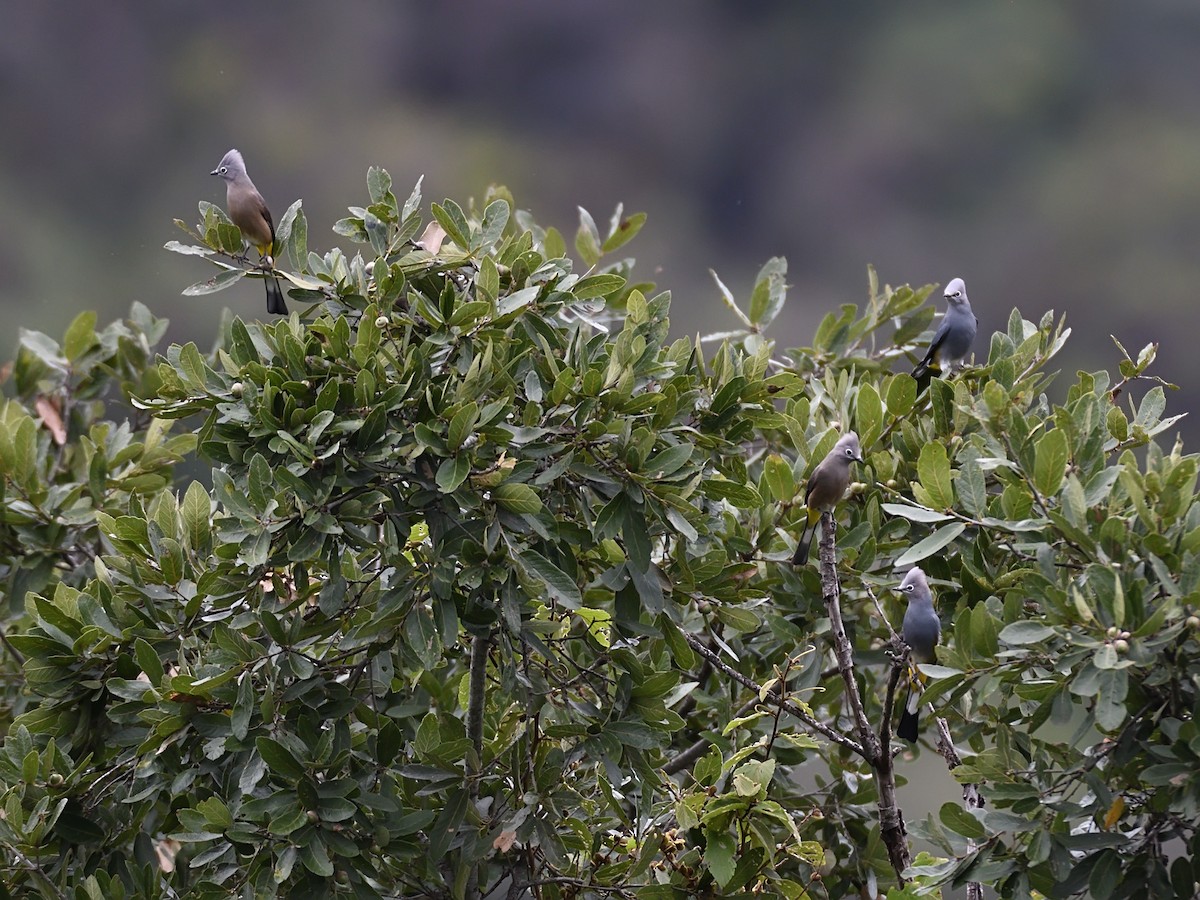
[
  {"xmin": 210, "ymin": 168, "xmax": 220, "ymax": 176},
  {"xmin": 855, "ymin": 454, "xmax": 865, "ymax": 464}
]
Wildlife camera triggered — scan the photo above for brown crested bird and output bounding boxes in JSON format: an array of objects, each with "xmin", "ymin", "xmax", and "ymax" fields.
[
  {"xmin": 211, "ymin": 148, "xmax": 286, "ymax": 315},
  {"xmin": 792, "ymin": 432, "xmax": 864, "ymax": 566}
]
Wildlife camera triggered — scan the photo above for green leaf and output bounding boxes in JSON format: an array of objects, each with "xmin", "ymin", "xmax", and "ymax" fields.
[
  {"xmin": 365, "ymin": 210, "xmax": 389, "ymax": 257},
  {"xmin": 999, "ymin": 621, "xmax": 1057, "ymax": 645},
  {"xmin": 494, "ymin": 482, "xmax": 542, "ymax": 514},
  {"xmin": 163, "ymin": 240, "xmax": 213, "ymax": 257},
  {"xmin": 63, "ymin": 311, "xmax": 97, "ymax": 362},
  {"xmin": 517, "ymin": 550, "xmax": 582, "ymax": 609},
  {"xmin": 762, "ymin": 453, "xmax": 796, "ymax": 503},
  {"xmin": 1107, "ymin": 407, "xmax": 1129, "ymax": 442},
  {"xmin": 574, "ymin": 608, "xmax": 612, "ymax": 648},
  {"xmin": 601, "ymin": 210, "xmax": 647, "ymax": 254},
  {"xmin": 53, "ymin": 810, "xmax": 106, "ymax": 844},
  {"xmin": 855, "ymin": 382, "xmax": 883, "ymax": 449},
  {"xmin": 182, "ymin": 481, "xmax": 212, "ymax": 555},
  {"xmin": 573, "ymin": 274, "xmax": 626, "ymax": 300},
  {"xmin": 929, "ymin": 378, "xmax": 953, "ymax": 436},
  {"xmin": 701, "ymin": 478, "xmax": 763, "ymax": 509},
  {"xmin": 694, "ymin": 747, "xmax": 722, "ymax": 786},
  {"xmin": 881, "ymin": 503, "xmax": 953, "ymax": 524},
  {"xmin": 747, "ymin": 256, "xmax": 787, "ymax": 327},
  {"xmin": 447, "ymin": 401, "xmax": 479, "ymax": 452},
  {"xmin": 646, "ymin": 443, "xmax": 694, "ymax": 480},
  {"xmin": 231, "ymin": 674, "xmax": 255, "ymax": 741},
  {"xmin": 957, "ymin": 457, "xmax": 987, "ymax": 518},
  {"xmin": 916, "ymin": 441, "xmax": 954, "ymax": 511},
  {"xmin": 256, "ymin": 737, "xmax": 306, "ymax": 781},
  {"xmin": 182, "ymin": 267, "xmax": 245, "ymax": 296},
  {"xmin": 939, "ymin": 802, "xmax": 985, "ymax": 838},
  {"xmin": 705, "ymin": 829, "xmax": 737, "ymax": 889},
  {"xmin": 436, "ymin": 456, "xmax": 470, "ymax": 493},
  {"xmin": 1034, "ymin": 428, "xmax": 1069, "ymax": 498},
  {"xmin": 575, "ymin": 207, "xmax": 602, "ymax": 267},
  {"xmin": 300, "ymin": 837, "xmax": 334, "ymax": 876},
  {"xmin": 135, "ymin": 638, "xmax": 165, "ymax": 684},
  {"xmin": 20, "ymin": 328, "xmax": 66, "ymax": 369},
  {"xmin": 197, "ymin": 796, "xmax": 233, "ymax": 830},
  {"xmin": 714, "ymin": 605, "xmax": 760, "ymax": 633},
  {"xmin": 428, "ymin": 788, "xmax": 469, "ymax": 860},
  {"xmin": 478, "ymin": 199, "xmax": 510, "ymax": 249},
  {"xmin": 886, "ymin": 373, "xmax": 917, "ymax": 418},
  {"xmin": 247, "ymin": 453, "xmax": 273, "ymax": 513},
  {"xmin": 367, "ymin": 165, "xmax": 393, "ymax": 205},
  {"xmin": 177, "ymin": 342, "xmax": 209, "ymax": 391},
  {"xmin": 477, "ymin": 256, "xmax": 500, "ymax": 305},
  {"xmin": 732, "ymin": 758, "xmax": 775, "ymax": 797},
  {"xmin": 281, "ymin": 202, "xmax": 307, "ymax": 270},
  {"xmin": 430, "ymin": 200, "xmax": 471, "ymax": 249},
  {"xmin": 656, "ymin": 614, "xmax": 696, "ymax": 669},
  {"xmin": 404, "ymin": 605, "xmax": 442, "ymax": 670},
  {"xmin": 894, "ymin": 522, "xmax": 966, "ymax": 568}
]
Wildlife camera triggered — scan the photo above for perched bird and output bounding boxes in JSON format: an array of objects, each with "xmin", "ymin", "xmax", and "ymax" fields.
[
  {"xmin": 791, "ymin": 432, "xmax": 864, "ymax": 566},
  {"xmin": 897, "ymin": 566, "xmax": 941, "ymax": 742},
  {"xmin": 211, "ymin": 149, "xmax": 286, "ymax": 315},
  {"xmin": 912, "ymin": 277, "xmax": 977, "ymax": 393}
]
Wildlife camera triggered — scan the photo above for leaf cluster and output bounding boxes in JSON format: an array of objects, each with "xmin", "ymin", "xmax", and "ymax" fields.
[{"xmin": 0, "ymin": 175, "xmax": 1197, "ymax": 900}]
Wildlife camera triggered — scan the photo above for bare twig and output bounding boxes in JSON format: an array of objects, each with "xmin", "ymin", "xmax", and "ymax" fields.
[
  {"xmin": 2, "ymin": 846, "xmax": 68, "ymax": 900},
  {"xmin": 865, "ymin": 582, "xmax": 901, "ymax": 644},
  {"xmin": 935, "ymin": 717, "xmax": 983, "ymax": 900}
]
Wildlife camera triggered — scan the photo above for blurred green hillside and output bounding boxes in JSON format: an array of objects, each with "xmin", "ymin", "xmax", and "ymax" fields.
[{"xmin": 3, "ymin": 2, "xmax": 1199, "ymax": 435}]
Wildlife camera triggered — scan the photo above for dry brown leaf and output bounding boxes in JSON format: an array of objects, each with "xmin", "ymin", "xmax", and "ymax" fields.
[
  {"xmin": 154, "ymin": 837, "xmax": 181, "ymax": 872},
  {"xmin": 415, "ymin": 221, "xmax": 448, "ymax": 254},
  {"xmin": 492, "ymin": 830, "xmax": 517, "ymax": 852},
  {"xmin": 35, "ymin": 395, "xmax": 66, "ymax": 445}
]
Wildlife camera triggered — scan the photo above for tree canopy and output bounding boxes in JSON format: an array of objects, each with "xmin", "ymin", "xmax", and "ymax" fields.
[{"xmin": 0, "ymin": 172, "xmax": 1197, "ymax": 899}]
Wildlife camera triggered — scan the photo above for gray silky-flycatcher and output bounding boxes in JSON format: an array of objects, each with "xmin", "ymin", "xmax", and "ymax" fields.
[
  {"xmin": 897, "ymin": 566, "xmax": 941, "ymax": 742},
  {"xmin": 211, "ymin": 149, "xmax": 286, "ymax": 315},
  {"xmin": 791, "ymin": 432, "xmax": 864, "ymax": 566},
  {"xmin": 912, "ymin": 277, "xmax": 977, "ymax": 393}
]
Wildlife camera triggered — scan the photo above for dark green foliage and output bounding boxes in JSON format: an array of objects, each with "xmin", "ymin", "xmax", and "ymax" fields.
[{"xmin": 0, "ymin": 175, "xmax": 1196, "ymax": 899}]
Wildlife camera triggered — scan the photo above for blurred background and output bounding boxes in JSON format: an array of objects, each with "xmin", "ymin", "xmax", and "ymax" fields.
[
  {"xmin": 4, "ymin": 1, "xmax": 1197, "ymax": 864},
  {"xmin": 4, "ymin": 3, "xmax": 1200, "ymax": 435}
]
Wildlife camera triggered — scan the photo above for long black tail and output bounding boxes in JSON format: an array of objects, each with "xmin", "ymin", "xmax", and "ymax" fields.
[
  {"xmin": 264, "ymin": 275, "xmax": 287, "ymax": 315},
  {"xmin": 792, "ymin": 518, "xmax": 814, "ymax": 566},
  {"xmin": 911, "ymin": 360, "xmax": 940, "ymax": 396},
  {"xmin": 897, "ymin": 681, "xmax": 920, "ymax": 742}
]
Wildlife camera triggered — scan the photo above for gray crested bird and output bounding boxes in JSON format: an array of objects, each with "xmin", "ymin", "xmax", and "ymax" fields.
[
  {"xmin": 912, "ymin": 277, "xmax": 977, "ymax": 393},
  {"xmin": 897, "ymin": 566, "xmax": 941, "ymax": 742},
  {"xmin": 211, "ymin": 149, "xmax": 286, "ymax": 315},
  {"xmin": 791, "ymin": 432, "xmax": 864, "ymax": 566}
]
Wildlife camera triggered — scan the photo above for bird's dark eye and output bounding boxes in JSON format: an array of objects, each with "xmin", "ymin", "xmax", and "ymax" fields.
[
  {"xmin": 904, "ymin": 584, "xmax": 914, "ymax": 592},
  {"xmin": 219, "ymin": 166, "xmax": 228, "ymax": 175}
]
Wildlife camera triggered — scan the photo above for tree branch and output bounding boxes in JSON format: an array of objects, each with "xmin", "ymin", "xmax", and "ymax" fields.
[
  {"xmin": 682, "ymin": 632, "xmax": 864, "ymax": 757},
  {"xmin": 466, "ymin": 629, "xmax": 491, "ymax": 900},
  {"xmin": 817, "ymin": 512, "xmax": 880, "ymax": 759},
  {"xmin": 817, "ymin": 510, "xmax": 910, "ymax": 881},
  {"xmin": 935, "ymin": 717, "xmax": 984, "ymax": 900}
]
